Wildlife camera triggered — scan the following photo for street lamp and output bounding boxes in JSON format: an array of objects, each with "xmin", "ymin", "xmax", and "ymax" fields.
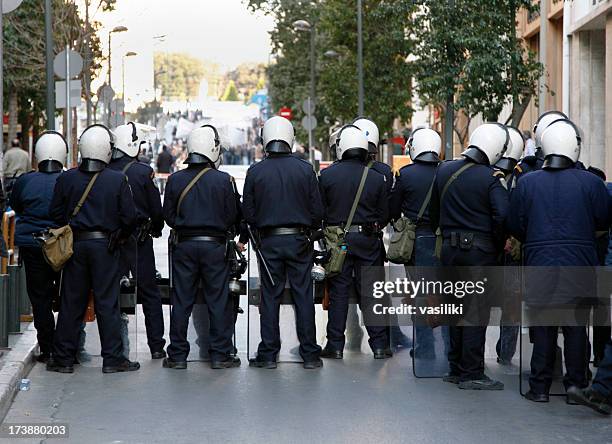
[
  {"xmin": 108, "ymin": 26, "xmax": 128, "ymax": 89},
  {"xmin": 324, "ymin": 50, "xmax": 340, "ymax": 59},
  {"xmin": 357, "ymin": 0, "xmax": 364, "ymax": 116},
  {"xmin": 122, "ymin": 51, "xmax": 137, "ymax": 101},
  {"xmin": 293, "ymin": 19, "xmax": 316, "ymax": 161}
]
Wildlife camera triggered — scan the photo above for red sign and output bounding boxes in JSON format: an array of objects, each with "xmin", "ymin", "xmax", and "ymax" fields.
[{"xmin": 278, "ymin": 107, "xmax": 293, "ymax": 120}]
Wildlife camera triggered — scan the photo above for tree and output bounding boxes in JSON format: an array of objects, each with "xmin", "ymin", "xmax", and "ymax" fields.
[
  {"xmin": 411, "ymin": 0, "xmax": 543, "ymax": 145},
  {"xmin": 248, "ymin": 0, "xmax": 417, "ymax": 147},
  {"xmin": 221, "ymin": 80, "xmax": 240, "ymax": 101},
  {"xmin": 154, "ymin": 53, "xmax": 206, "ymax": 100},
  {"xmin": 3, "ymin": 0, "xmax": 106, "ymax": 147}
]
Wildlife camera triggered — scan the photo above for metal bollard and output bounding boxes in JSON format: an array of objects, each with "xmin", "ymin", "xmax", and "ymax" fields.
[
  {"xmin": 0, "ymin": 275, "xmax": 8, "ymax": 347},
  {"xmin": 18, "ymin": 266, "xmax": 31, "ymax": 319},
  {"xmin": 7, "ymin": 265, "xmax": 20, "ymax": 334}
]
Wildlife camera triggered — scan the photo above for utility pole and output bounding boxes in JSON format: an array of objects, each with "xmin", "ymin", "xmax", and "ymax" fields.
[
  {"xmin": 84, "ymin": 0, "xmax": 92, "ymax": 125},
  {"xmin": 357, "ymin": 0, "xmax": 364, "ymax": 116},
  {"xmin": 45, "ymin": 0, "xmax": 55, "ymax": 130},
  {"xmin": 444, "ymin": 0, "xmax": 454, "ymax": 160}
]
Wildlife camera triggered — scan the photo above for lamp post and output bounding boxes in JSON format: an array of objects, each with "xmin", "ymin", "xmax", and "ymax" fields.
[
  {"xmin": 107, "ymin": 26, "xmax": 128, "ymax": 126},
  {"xmin": 293, "ymin": 19, "xmax": 316, "ymax": 161},
  {"xmin": 444, "ymin": 0, "xmax": 454, "ymax": 160},
  {"xmin": 357, "ymin": 0, "xmax": 364, "ymax": 116},
  {"xmin": 153, "ymin": 70, "xmax": 166, "ymax": 128},
  {"xmin": 122, "ymin": 51, "xmax": 137, "ymax": 101}
]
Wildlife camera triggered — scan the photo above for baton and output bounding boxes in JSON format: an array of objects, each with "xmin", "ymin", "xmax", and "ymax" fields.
[{"xmin": 246, "ymin": 224, "xmax": 276, "ymax": 287}]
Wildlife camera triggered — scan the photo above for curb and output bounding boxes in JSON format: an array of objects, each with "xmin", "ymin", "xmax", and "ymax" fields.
[{"xmin": 0, "ymin": 323, "xmax": 38, "ymax": 423}]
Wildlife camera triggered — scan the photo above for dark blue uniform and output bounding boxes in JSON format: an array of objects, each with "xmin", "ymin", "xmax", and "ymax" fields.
[
  {"xmin": 163, "ymin": 164, "xmax": 240, "ymax": 363},
  {"xmin": 50, "ymin": 167, "xmax": 137, "ymax": 367},
  {"xmin": 10, "ymin": 171, "xmax": 61, "ymax": 356},
  {"xmin": 430, "ymin": 157, "xmax": 509, "ymax": 383},
  {"xmin": 390, "ymin": 159, "xmax": 443, "ymax": 358},
  {"xmin": 109, "ymin": 157, "xmax": 165, "ymax": 354},
  {"xmin": 319, "ymin": 158, "xmax": 389, "ymax": 353},
  {"xmin": 506, "ymin": 165, "xmax": 611, "ymax": 396},
  {"xmin": 509, "ymin": 154, "xmax": 544, "ymax": 189},
  {"xmin": 243, "ymin": 154, "xmax": 323, "ymax": 363}
]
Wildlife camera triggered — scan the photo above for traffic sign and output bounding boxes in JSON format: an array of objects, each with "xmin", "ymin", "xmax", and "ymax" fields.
[
  {"xmin": 110, "ymin": 99, "xmax": 125, "ymax": 127},
  {"xmin": 55, "ymin": 80, "xmax": 82, "ymax": 109},
  {"xmin": 1, "ymin": 0, "xmax": 23, "ymax": 14},
  {"xmin": 53, "ymin": 49, "xmax": 84, "ymax": 79},
  {"xmin": 302, "ymin": 98, "xmax": 316, "ymax": 115},
  {"xmin": 279, "ymin": 107, "xmax": 292, "ymax": 120},
  {"xmin": 97, "ymin": 84, "xmax": 115, "ymax": 105},
  {"xmin": 301, "ymin": 115, "xmax": 317, "ymax": 132}
]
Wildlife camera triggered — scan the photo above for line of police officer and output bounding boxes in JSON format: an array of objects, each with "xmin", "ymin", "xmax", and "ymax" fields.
[{"xmin": 9, "ymin": 108, "xmax": 612, "ymax": 414}]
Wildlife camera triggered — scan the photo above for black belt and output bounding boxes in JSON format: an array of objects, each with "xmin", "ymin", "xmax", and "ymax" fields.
[
  {"xmin": 178, "ymin": 235, "xmax": 226, "ymax": 243},
  {"xmin": 260, "ymin": 227, "xmax": 307, "ymax": 238},
  {"xmin": 444, "ymin": 232, "xmax": 494, "ymax": 249},
  {"xmin": 345, "ymin": 225, "xmax": 381, "ymax": 236},
  {"xmin": 74, "ymin": 231, "xmax": 108, "ymax": 241}
]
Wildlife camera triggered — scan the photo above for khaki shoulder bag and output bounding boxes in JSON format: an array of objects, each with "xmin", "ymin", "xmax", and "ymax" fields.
[
  {"xmin": 323, "ymin": 163, "xmax": 371, "ymax": 277},
  {"xmin": 387, "ymin": 177, "xmax": 436, "ymax": 264},
  {"xmin": 42, "ymin": 173, "xmax": 100, "ymax": 272}
]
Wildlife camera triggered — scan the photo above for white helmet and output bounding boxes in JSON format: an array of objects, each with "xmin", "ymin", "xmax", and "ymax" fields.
[
  {"xmin": 78, "ymin": 124, "xmax": 114, "ymax": 164},
  {"xmin": 113, "ymin": 122, "xmax": 141, "ymax": 158},
  {"xmin": 495, "ymin": 126, "xmax": 524, "ymax": 172},
  {"xmin": 187, "ymin": 125, "xmax": 222, "ymax": 167},
  {"xmin": 328, "ymin": 127, "xmax": 341, "ymax": 159},
  {"xmin": 533, "ymin": 111, "xmax": 567, "ymax": 148},
  {"xmin": 262, "ymin": 116, "xmax": 294, "ymax": 153},
  {"xmin": 35, "ymin": 131, "xmax": 68, "ymax": 167},
  {"xmin": 336, "ymin": 124, "xmax": 368, "ymax": 160},
  {"xmin": 406, "ymin": 128, "xmax": 441, "ymax": 162},
  {"xmin": 353, "ymin": 117, "xmax": 379, "ymax": 154},
  {"xmin": 541, "ymin": 118, "xmax": 581, "ymax": 164},
  {"xmin": 464, "ymin": 123, "xmax": 509, "ymax": 165}
]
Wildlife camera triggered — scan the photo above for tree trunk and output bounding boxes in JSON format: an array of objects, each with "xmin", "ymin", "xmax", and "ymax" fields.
[
  {"xmin": 507, "ymin": 94, "xmax": 532, "ymax": 128},
  {"xmin": 72, "ymin": 107, "xmax": 78, "ymax": 166},
  {"xmin": 7, "ymin": 91, "xmax": 19, "ymax": 146}
]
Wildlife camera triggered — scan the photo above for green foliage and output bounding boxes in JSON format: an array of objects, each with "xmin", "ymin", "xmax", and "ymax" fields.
[
  {"xmin": 412, "ymin": 0, "xmax": 543, "ymax": 140},
  {"xmin": 154, "ymin": 52, "xmax": 206, "ymax": 100},
  {"xmin": 3, "ymin": 0, "xmax": 105, "ymax": 131},
  {"xmin": 221, "ymin": 80, "xmax": 241, "ymax": 101}
]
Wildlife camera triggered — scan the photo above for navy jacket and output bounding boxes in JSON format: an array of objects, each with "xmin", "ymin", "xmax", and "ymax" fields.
[
  {"xmin": 430, "ymin": 158, "xmax": 509, "ymax": 246},
  {"xmin": 109, "ymin": 157, "xmax": 164, "ymax": 233},
  {"xmin": 243, "ymin": 154, "xmax": 323, "ymax": 229},
  {"xmin": 10, "ymin": 171, "xmax": 61, "ymax": 247},
  {"xmin": 319, "ymin": 158, "xmax": 388, "ymax": 226},
  {"xmin": 506, "ymin": 167, "xmax": 611, "ymax": 267},
  {"xmin": 390, "ymin": 160, "xmax": 438, "ymax": 227},
  {"xmin": 50, "ymin": 167, "xmax": 137, "ymax": 234},
  {"xmin": 163, "ymin": 164, "xmax": 240, "ymax": 235},
  {"xmin": 371, "ymin": 160, "xmax": 393, "ymax": 194}
]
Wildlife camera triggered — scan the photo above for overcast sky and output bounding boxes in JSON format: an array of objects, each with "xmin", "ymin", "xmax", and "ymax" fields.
[{"xmin": 91, "ymin": 0, "xmax": 274, "ymax": 109}]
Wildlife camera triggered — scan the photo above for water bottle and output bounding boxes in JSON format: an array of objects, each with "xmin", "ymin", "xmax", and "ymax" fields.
[{"xmin": 19, "ymin": 379, "xmax": 30, "ymax": 391}]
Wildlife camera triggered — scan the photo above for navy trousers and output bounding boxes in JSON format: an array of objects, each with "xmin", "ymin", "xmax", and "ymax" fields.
[
  {"xmin": 256, "ymin": 234, "xmax": 321, "ymax": 362},
  {"xmin": 120, "ymin": 236, "xmax": 165, "ymax": 352},
  {"xmin": 169, "ymin": 240, "xmax": 233, "ymax": 362},
  {"xmin": 593, "ymin": 340, "xmax": 612, "ymax": 398},
  {"xmin": 53, "ymin": 239, "xmax": 125, "ymax": 367}
]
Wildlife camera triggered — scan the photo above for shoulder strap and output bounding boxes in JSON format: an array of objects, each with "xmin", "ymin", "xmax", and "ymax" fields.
[
  {"xmin": 344, "ymin": 163, "xmax": 372, "ymax": 232},
  {"xmin": 415, "ymin": 176, "xmax": 436, "ymax": 224},
  {"xmin": 71, "ymin": 172, "xmax": 100, "ymax": 219},
  {"xmin": 440, "ymin": 162, "xmax": 475, "ymax": 203},
  {"xmin": 177, "ymin": 167, "xmax": 211, "ymax": 214},
  {"xmin": 122, "ymin": 160, "xmax": 137, "ymax": 175}
]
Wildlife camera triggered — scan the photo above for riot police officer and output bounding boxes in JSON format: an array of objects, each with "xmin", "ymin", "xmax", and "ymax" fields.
[
  {"xmin": 243, "ymin": 116, "xmax": 323, "ymax": 369},
  {"xmin": 162, "ymin": 125, "xmax": 241, "ymax": 370},
  {"xmin": 10, "ymin": 132, "xmax": 66, "ymax": 362},
  {"xmin": 430, "ymin": 123, "xmax": 510, "ymax": 390},
  {"xmin": 353, "ymin": 117, "xmax": 393, "ymax": 192},
  {"xmin": 390, "ymin": 128, "xmax": 444, "ymax": 359},
  {"xmin": 493, "ymin": 126, "xmax": 525, "ymax": 368},
  {"xmin": 48, "ymin": 124, "xmax": 140, "ymax": 374},
  {"xmin": 109, "ymin": 122, "xmax": 166, "ymax": 359},
  {"xmin": 319, "ymin": 125, "xmax": 391, "ymax": 359},
  {"xmin": 506, "ymin": 119, "xmax": 611, "ymax": 403},
  {"xmin": 512, "ymin": 111, "xmax": 567, "ymax": 184}
]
